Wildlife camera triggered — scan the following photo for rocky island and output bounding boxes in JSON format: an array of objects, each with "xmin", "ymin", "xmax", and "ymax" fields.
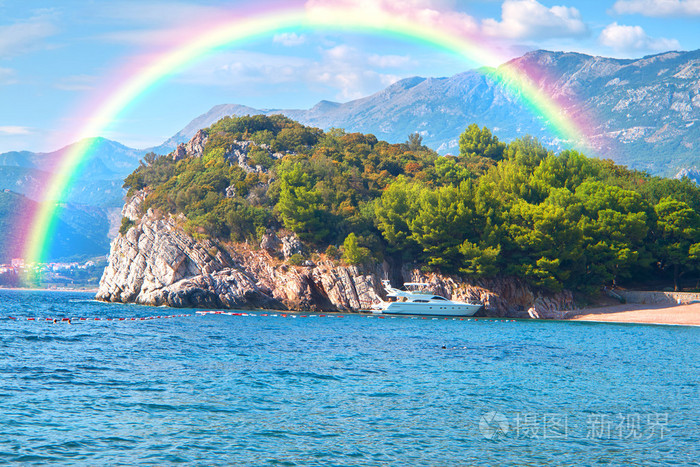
[{"xmin": 97, "ymin": 115, "xmax": 700, "ymax": 318}]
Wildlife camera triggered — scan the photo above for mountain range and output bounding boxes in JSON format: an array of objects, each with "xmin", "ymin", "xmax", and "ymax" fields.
[
  {"xmin": 1, "ymin": 48, "xmax": 698, "ymax": 261},
  {"xmin": 0, "ymin": 138, "xmax": 144, "ymax": 262},
  {"xmin": 0, "ymin": 191, "xmax": 111, "ymax": 263},
  {"xmin": 154, "ymin": 49, "xmax": 700, "ymax": 177}
]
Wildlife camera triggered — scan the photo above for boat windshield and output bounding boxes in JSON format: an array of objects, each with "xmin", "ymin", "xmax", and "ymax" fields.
[{"xmin": 430, "ymin": 296, "xmax": 448, "ymax": 301}]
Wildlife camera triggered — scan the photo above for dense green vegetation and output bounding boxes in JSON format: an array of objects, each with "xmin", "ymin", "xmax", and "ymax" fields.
[{"xmin": 124, "ymin": 115, "xmax": 700, "ymax": 292}]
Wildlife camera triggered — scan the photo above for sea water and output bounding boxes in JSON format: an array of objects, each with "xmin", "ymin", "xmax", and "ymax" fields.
[{"xmin": 0, "ymin": 289, "xmax": 698, "ymax": 465}]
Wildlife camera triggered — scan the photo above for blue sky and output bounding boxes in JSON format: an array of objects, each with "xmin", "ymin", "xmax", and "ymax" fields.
[{"xmin": 0, "ymin": 0, "xmax": 698, "ymax": 152}]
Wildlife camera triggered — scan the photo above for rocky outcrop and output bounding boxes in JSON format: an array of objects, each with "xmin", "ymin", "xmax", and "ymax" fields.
[
  {"xmin": 221, "ymin": 140, "xmax": 284, "ymax": 174},
  {"xmin": 97, "ymin": 193, "xmax": 385, "ymax": 311},
  {"xmin": 97, "ymin": 193, "xmax": 576, "ymax": 318},
  {"xmin": 172, "ymin": 129, "xmax": 208, "ymax": 161}
]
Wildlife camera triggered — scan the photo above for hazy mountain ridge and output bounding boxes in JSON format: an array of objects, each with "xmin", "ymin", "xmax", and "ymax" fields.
[
  {"xmin": 0, "ymin": 137, "xmax": 146, "ymax": 181},
  {"xmin": 0, "ymin": 138, "xmax": 144, "ymax": 261},
  {"xmin": 0, "ymin": 191, "xmax": 111, "ymax": 263},
  {"xmin": 509, "ymin": 50, "xmax": 700, "ymax": 173},
  {"xmin": 159, "ymin": 49, "xmax": 700, "ymax": 176},
  {"xmin": 675, "ymin": 167, "xmax": 700, "ymax": 184}
]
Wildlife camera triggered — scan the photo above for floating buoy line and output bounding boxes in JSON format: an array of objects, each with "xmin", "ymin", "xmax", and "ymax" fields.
[
  {"xmin": 3, "ymin": 314, "xmax": 193, "ymax": 323},
  {"xmin": 2, "ymin": 310, "xmax": 518, "ymax": 323},
  {"xmin": 193, "ymin": 311, "xmax": 516, "ymax": 322}
]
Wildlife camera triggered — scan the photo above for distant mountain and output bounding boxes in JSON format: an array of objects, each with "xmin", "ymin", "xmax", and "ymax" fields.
[
  {"xmin": 0, "ymin": 136, "xmax": 144, "ymax": 208},
  {"xmin": 150, "ymin": 104, "xmax": 262, "ymax": 155},
  {"xmin": 0, "ymin": 137, "xmax": 144, "ymax": 260},
  {"xmin": 0, "ymin": 191, "xmax": 111, "ymax": 263},
  {"xmin": 0, "ymin": 166, "xmax": 125, "ymax": 208},
  {"xmin": 159, "ymin": 49, "xmax": 700, "ymax": 176},
  {"xmin": 0, "ymin": 137, "xmax": 146, "ymax": 181},
  {"xmin": 507, "ymin": 49, "xmax": 700, "ymax": 175},
  {"xmin": 675, "ymin": 167, "xmax": 700, "ymax": 184}
]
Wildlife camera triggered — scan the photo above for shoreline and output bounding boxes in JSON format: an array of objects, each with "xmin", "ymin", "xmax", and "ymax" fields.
[
  {"xmin": 3, "ymin": 286, "xmax": 700, "ymax": 326},
  {"xmin": 0, "ymin": 286, "xmax": 98, "ymax": 293},
  {"xmin": 566, "ymin": 302, "xmax": 700, "ymax": 327}
]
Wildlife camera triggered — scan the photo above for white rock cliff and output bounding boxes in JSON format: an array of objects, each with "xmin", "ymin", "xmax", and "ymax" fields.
[{"xmin": 97, "ymin": 192, "xmax": 575, "ymax": 318}]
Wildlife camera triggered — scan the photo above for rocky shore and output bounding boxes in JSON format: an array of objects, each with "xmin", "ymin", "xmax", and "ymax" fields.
[{"xmin": 96, "ymin": 192, "xmax": 575, "ymax": 319}]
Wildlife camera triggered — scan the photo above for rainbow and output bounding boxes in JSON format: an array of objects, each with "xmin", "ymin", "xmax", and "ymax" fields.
[{"xmin": 23, "ymin": 1, "xmax": 597, "ymax": 264}]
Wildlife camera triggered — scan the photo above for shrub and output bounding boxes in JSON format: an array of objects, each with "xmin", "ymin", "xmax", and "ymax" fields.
[
  {"xmin": 288, "ymin": 253, "xmax": 304, "ymax": 266},
  {"xmin": 342, "ymin": 233, "xmax": 371, "ymax": 265},
  {"xmin": 325, "ymin": 244, "xmax": 340, "ymax": 260},
  {"xmin": 119, "ymin": 217, "xmax": 135, "ymax": 235}
]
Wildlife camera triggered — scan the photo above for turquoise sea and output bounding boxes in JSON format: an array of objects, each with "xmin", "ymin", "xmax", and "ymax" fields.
[{"xmin": 1, "ymin": 289, "xmax": 698, "ymax": 465}]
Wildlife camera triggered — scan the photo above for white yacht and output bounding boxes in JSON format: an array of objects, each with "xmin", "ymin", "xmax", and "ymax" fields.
[{"xmin": 371, "ymin": 280, "xmax": 482, "ymax": 317}]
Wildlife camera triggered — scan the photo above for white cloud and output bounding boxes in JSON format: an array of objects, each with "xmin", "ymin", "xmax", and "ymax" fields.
[
  {"xmin": 0, "ymin": 17, "xmax": 57, "ymax": 58},
  {"xmin": 325, "ymin": 44, "xmax": 354, "ymax": 61},
  {"xmin": 176, "ymin": 45, "xmax": 405, "ymax": 102},
  {"xmin": 54, "ymin": 75, "xmax": 97, "ymax": 92},
  {"xmin": 313, "ymin": 45, "xmax": 404, "ymax": 100},
  {"xmin": 0, "ymin": 126, "xmax": 32, "ymax": 135},
  {"xmin": 94, "ymin": 1, "xmax": 223, "ymax": 26},
  {"xmin": 97, "ymin": 28, "xmax": 181, "ymax": 47},
  {"xmin": 273, "ymin": 32, "xmax": 307, "ymax": 46},
  {"xmin": 482, "ymin": 0, "xmax": 588, "ymax": 39},
  {"xmin": 93, "ymin": 1, "xmax": 229, "ymax": 46},
  {"xmin": 305, "ymin": 0, "xmax": 479, "ymax": 36},
  {"xmin": 368, "ymin": 53, "xmax": 411, "ymax": 68},
  {"xmin": 599, "ymin": 22, "xmax": 680, "ymax": 52},
  {"xmin": 177, "ymin": 51, "xmax": 311, "ymax": 86},
  {"xmin": 0, "ymin": 67, "xmax": 16, "ymax": 85},
  {"xmin": 315, "ymin": 69, "xmax": 400, "ymax": 100},
  {"xmin": 612, "ymin": 0, "xmax": 700, "ymax": 16}
]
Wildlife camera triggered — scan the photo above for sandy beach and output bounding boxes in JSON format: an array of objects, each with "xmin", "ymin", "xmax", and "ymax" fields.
[{"xmin": 568, "ymin": 302, "xmax": 700, "ymax": 327}]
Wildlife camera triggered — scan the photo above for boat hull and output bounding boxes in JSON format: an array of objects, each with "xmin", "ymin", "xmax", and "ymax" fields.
[{"xmin": 379, "ymin": 302, "xmax": 481, "ymax": 317}]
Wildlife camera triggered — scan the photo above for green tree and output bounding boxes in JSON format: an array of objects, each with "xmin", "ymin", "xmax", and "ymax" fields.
[
  {"xmin": 433, "ymin": 156, "xmax": 473, "ymax": 186},
  {"xmin": 458, "ymin": 241, "xmax": 501, "ymax": 277},
  {"xmin": 276, "ymin": 163, "xmax": 329, "ymax": 242},
  {"xmin": 503, "ymin": 135, "xmax": 551, "ymax": 169},
  {"xmin": 504, "ymin": 200, "xmax": 583, "ymax": 291},
  {"xmin": 574, "ymin": 181, "xmax": 651, "ymax": 288},
  {"xmin": 406, "ymin": 132, "xmax": 423, "ymax": 151},
  {"xmin": 654, "ymin": 197, "xmax": 700, "ymax": 291},
  {"xmin": 459, "ymin": 123, "xmax": 506, "ymax": 161},
  {"xmin": 409, "ymin": 183, "xmax": 476, "ymax": 272},
  {"xmin": 374, "ymin": 177, "xmax": 421, "ymax": 254},
  {"xmin": 342, "ymin": 232, "xmax": 371, "ymax": 265}
]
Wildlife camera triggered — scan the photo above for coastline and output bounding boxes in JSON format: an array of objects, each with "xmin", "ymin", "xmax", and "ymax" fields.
[
  {"xmin": 3, "ymin": 285, "xmax": 700, "ymax": 326},
  {"xmin": 0, "ymin": 286, "xmax": 98, "ymax": 293},
  {"xmin": 567, "ymin": 302, "xmax": 700, "ymax": 327}
]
